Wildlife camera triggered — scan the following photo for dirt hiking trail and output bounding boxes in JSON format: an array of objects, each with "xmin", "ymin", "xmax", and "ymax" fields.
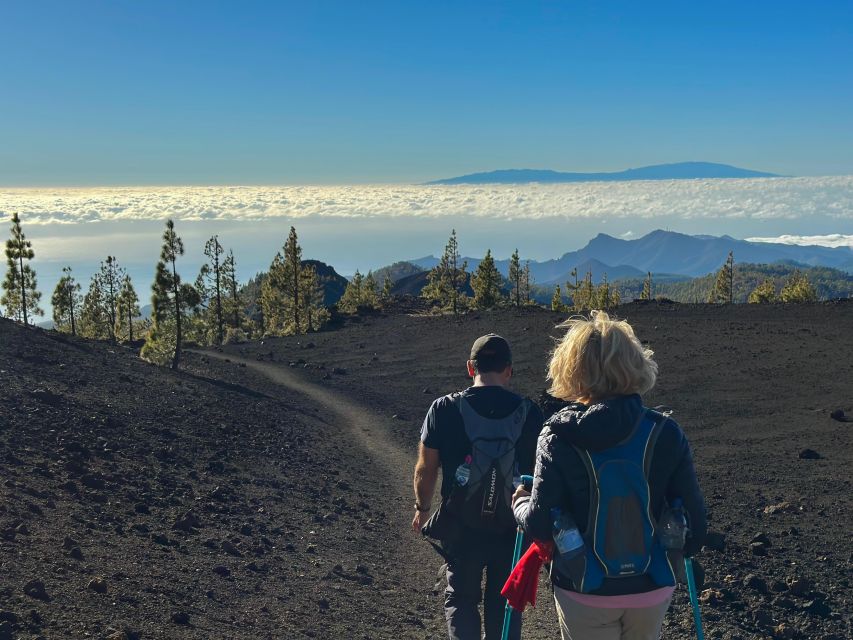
[{"xmin": 197, "ymin": 349, "xmax": 455, "ymax": 637}]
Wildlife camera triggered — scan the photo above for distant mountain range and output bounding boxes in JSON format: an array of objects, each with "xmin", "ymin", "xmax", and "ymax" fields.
[
  {"xmin": 403, "ymin": 230, "xmax": 853, "ymax": 287},
  {"xmin": 426, "ymin": 161, "xmax": 780, "ymax": 185}
]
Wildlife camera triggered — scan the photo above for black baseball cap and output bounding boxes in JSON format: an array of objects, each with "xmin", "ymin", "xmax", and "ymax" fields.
[{"xmin": 470, "ymin": 334, "xmax": 512, "ymax": 370}]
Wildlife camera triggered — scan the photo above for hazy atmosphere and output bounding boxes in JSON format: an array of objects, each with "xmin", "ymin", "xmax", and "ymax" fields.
[{"xmin": 2, "ymin": 3, "xmax": 853, "ymax": 639}]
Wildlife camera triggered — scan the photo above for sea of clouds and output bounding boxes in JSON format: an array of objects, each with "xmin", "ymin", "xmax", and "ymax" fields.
[{"xmin": 2, "ymin": 176, "xmax": 852, "ymax": 227}]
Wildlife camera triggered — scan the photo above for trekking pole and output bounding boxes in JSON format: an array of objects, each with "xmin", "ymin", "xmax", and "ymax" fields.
[
  {"xmin": 684, "ymin": 557, "xmax": 705, "ymax": 640},
  {"xmin": 501, "ymin": 475, "xmax": 534, "ymax": 640}
]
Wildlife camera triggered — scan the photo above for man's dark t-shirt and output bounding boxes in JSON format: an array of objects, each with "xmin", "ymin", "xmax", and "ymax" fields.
[{"xmin": 420, "ymin": 386, "xmax": 544, "ymax": 499}]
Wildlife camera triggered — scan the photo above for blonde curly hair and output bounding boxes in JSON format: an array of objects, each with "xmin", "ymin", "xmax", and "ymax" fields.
[{"xmin": 547, "ymin": 310, "xmax": 657, "ymax": 401}]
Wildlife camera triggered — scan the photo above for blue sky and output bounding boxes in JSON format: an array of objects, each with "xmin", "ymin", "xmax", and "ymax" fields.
[{"xmin": 1, "ymin": 1, "xmax": 851, "ymax": 185}]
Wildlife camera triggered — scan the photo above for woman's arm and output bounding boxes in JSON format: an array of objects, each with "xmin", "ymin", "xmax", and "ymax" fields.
[{"xmin": 513, "ymin": 430, "xmax": 566, "ymax": 541}]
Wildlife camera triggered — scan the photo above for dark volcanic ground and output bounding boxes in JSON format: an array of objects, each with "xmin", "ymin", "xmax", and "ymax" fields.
[{"xmin": 2, "ymin": 302, "xmax": 853, "ymax": 639}]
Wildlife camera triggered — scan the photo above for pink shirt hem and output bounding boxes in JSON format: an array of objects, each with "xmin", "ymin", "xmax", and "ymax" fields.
[{"xmin": 558, "ymin": 585, "xmax": 675, "ymax": 609}]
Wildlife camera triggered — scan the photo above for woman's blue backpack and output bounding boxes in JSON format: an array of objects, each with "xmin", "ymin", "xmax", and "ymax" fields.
[{"xmin": 570, "ymin": 409, "xmax": 677, "ymax": 593}]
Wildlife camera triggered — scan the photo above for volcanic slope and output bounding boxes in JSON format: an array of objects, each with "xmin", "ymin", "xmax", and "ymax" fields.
[
  {"xmin": 222, "ymin": 303, "xmax": 853, "ymax": 640},
  {"xmin": 0, "ymin": 319, "xmax": 446, "ymax": 639}
]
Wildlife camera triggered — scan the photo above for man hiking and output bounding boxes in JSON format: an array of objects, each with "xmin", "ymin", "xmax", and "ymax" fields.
[{"xmin": 412, "ymin": 334, "xmax": 543, "ymax": 640}]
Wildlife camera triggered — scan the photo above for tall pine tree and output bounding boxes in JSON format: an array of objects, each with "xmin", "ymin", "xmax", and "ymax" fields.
[
  {"xmin": 300, "ymin": 264, "xmax": 329, "ymax": 331},
  {"xmin": 221, "ymin": 249, "xmax": 243, "ymax": 330},
  {"xmin": 51, "ymin": 266, "xmax": 81, "ymax": 335},
  {"xmin": 708, "ymin": 251, "xmax": 734, "ymax": 304},
  {"xmin": 641, "ymin": 272, "xmax": 653, "ymax": 301},
  {"xmin": 98, "ymin": 256, "xmax": 124, "ymax": 342},
  {"xmin": 142, "ymin": 220, "xmax": 200, "ymax": 369},
  {"xmin": 470, "ymin": 249, "xmax": 503, "ymax": 309},
  {"xmin": 260, "ymin": 227, "xmax": 304, "ymax": 335},
  {"xmin": 422, "ymin": 230, "xmax": 468, "ymax": 314},
  {"xmin": 116, "ymin": 275, "xmax": 140, "ymax": 342},
  {"xmin": 508, "ymin": 249, "xmax": 522, "ymax": 307},
  {"xmin": 2, "ymin": 212, "xmax": 42, "ymax": 324},
  {"xmin": 195, "ymin": 235, "xmax": 225, "ymax": 344}
]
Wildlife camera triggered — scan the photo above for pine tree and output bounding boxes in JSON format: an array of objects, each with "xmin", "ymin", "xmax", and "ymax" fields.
[
  {"xmin": 641, "ymin": 272, "xmax": 653, "ymax": 301},
  {"xmin": 470, "ymin": 249, "xmax": 503, "ymax": 309},
  {"xmin": 97, "ymin": 256, "xmax": 124, "ymax": 342},
  {"xmin": 51, "ymin": 266, "xmax": 81, "ymax": 335},
  {"xmin": 299, "ymin": 264, "xmax": 329, "ymax": 332},
  {"xmin": 508, "ymin": 249, "xmax": 522, "ymax": 308},
  {"xmin": 748, "ymin": 279, "xmax": 777, "ymax": 304},
  {"xmin": 551, "ymin": 285, "xmax": 567, "ymax": 312},
  {"xmin": 2, "ymin": 212, "xmax": 42, "ymax": 324},
  {"xmin": 260, "ymin": 227, "xmax": 304, "ymax": 335},
  {"xmin": 363, "ymin": 271, "xmax": 379, "ymax": 309},
  {"xmin": 421, "ymin": 230, "xmax": 468, "ymax": 314},
  {"xmin": 565, "ymin": 267, "xmax": 579, "ymax": 310},
  {"xmin": 522, "ymin": 261, "xmax": 533, "ymax": 305},
  {"xmin": 80, "ymin": 275, "xmax": 108, "ymax": 338},
  {"xmin": 780, "ymin": 271, "xmax": 817, "ymax": 303},
  {"xmin": 195, "ymin": 235, "xmax": 225, "ymax": 345},
  {"xmin": 708, "ymin": 251, "xmax": 734, "ymax": 304},
  {"xmin": 595, "ymin": 273, "xmax": 621, "ymax": 310},
  {"xmin": 572, "ymin": 270, "xmax": 596, "ymax": 311},
  {"xmin": 221, "ymin": 250, "xmax": 243, "ymax": 330},
  {"xmin": 338, "ymin": 270, "xmax": 365, "ymax": 313},
  {"xmin": 116, "ymin": 275, "xmax": 140, "ymax": 341},
  {"xmin": 381, "ymin": 274, "xmax": 393, "ymax": 305},
  {"xmin": 142, "ymin": 220, "xmax": 200, "ymax": 369}
]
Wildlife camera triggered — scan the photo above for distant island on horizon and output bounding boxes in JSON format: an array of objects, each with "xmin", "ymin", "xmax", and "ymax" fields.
[{"xmin": 426, "ymin": 161, "xmax": 781, "ymax": 185}]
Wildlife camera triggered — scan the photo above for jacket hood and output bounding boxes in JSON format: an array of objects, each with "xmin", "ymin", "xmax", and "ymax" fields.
[{"xmin": 547, "ymin": 394, "xmax": 644, "ymax": 452}]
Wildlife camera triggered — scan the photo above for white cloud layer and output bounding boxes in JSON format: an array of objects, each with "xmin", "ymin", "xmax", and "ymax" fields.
[
  {"xmin": 746, "ymin": 234, "xmax": 853, "ymax": 248},
  {"xmin": 1, "ymin": 176, "xmax": 851, "ymax": 225}
]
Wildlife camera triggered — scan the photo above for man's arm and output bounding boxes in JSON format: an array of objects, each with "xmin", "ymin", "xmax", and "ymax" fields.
[{"xmin": 411, "ymin": 443, "xmax": 440, "ymax": 532}]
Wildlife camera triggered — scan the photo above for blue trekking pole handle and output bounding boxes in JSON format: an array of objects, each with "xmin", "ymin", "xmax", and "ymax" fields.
[
  {"xmin": 501, "ymin": 475, "xmax": 534, "ymax": 640},
  {"xmin": 684, "ymin": 557, "xmax": 705, "ymax": 640}
]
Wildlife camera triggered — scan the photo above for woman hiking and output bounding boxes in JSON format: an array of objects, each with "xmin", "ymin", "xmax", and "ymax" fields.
[{"xmin": 512, "ymin": 311, "xmax": 706, "ymax": 640}]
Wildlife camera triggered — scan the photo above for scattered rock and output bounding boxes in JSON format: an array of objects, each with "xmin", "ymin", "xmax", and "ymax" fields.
[
  {"xmin": 62, "ymin": 536, "xmax": 78, "ymax": 550},
  {"xmin": 829, "ymin": 408, "xmax": 846, "ymax": 421},
  {"xmin": 69, "ymin": 547, "xmax": 84, "ymax": 560},
  {"xmin": 221, "ymin": 541, "xmax": 242, "ymax": 557},
  {"xmin": 698, "ymin": 588, "xmax": 727, "ymax": 605},
  {"xmin": 798, "ymin": 448, "xmax": 822, "ymax": 460},
  {"xmin": 173, "ymin": 511, "xmax": 201, "ymax": 532},
  {"xmin": 773, "ymin": 596, "xmax": 797, "ymax": 610},
  {"xmin": 317, "ymin": 598, "xmax": 330, "ymax": 611},
  {"xmin": 751, "ymin": 532, "xmax": 772, "ymax": 547},
  {"xmin": 752, "ymin": 608, "xmax": 774, "ymax": 628},
  {"xmin": 743, "ymin": 573, "xmax": 768, "ymax": 593},
  {"xmin": 0, "ymin": 621, "xmax": 12, "ymax": 640},
  {"xmin": 332, "ymin": 367, "xmax": 347, "ymax": 375},
  {"xmin": 773, "ymin": 623, "xmax": 798, "ymax": 639},
  {"xmin": 802, "ymin": 599, "xmax": 831, "ymax": 618},
  {"xmin": 171, "ymin": 611, "xmax": 190, "ymax": 625},
  {"xmin": 770, "ymin": 579, "xmax": 788, "ymax": 592},
  {"xmin": 764, "ymin": 501, "xmax": 793, "ymax": 515},
  {"xmin": 81, "ymin": 473, "xmax": 106, "ymax": 490},
  {"xmin": 787, "ymin": 577, "xmax": 812, "ymax": 596},
  {"xmin": 59, "ymin": 480, "xmax": 79, "ymax": 494},
  {"xmin": 212, "ymin": 565, "xmax": 230, "ymax": 577},
  {"xmin": 87, "ymin": 577, "xmax": 108, "ymax": 593},
  {"xmin": 750, "ymin": 542, "xmax": 768, "ymax": 556},
  {"xmin": 239, "ymin": 524, "xmax": 253, "ymax": 536},
  {"xmin": 150, "ymin": 532, "xmax": 170, "ymax": 546},
  {"xmin": 22, "ymin": 579, "xmax": 49, "ymax": 601},
  {"xmin": 29, "ymin": 389, "xmax": 64, "ymax": 406},
  {"xmin": 134, "ymin": 503, "xmax": 150, "ymax": 514},
  {"xmin": 703, "ymin": 530, "xmax": 726, "ymax": 551}
]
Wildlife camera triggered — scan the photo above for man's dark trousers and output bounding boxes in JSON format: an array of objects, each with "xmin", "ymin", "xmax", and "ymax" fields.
[{"xmin": 445, "ymin": 530, "xmax": 522, "ymax": 640}]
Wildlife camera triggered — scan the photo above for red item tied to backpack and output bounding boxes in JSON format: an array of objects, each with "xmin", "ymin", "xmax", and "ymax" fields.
[{"xmin": 501, "ymin": 540, "xmax": 554, "ymax": 612}]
